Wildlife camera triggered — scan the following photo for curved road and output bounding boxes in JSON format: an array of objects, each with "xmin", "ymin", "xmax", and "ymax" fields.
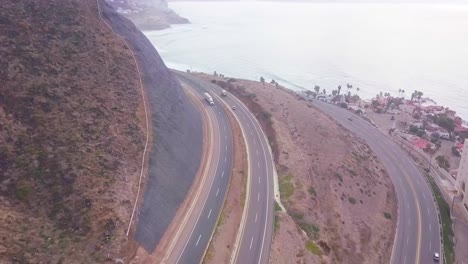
[
  {"xmin": 313, "ymin": 100, "xmax": 441, "ymax": 264},
  {"xmin": 166, "ymin": 74, "xmax": 234, "ymax": 264},
  {"xmin": 176, "ymin": 72, "xmax": 275, "ymax": 264}
]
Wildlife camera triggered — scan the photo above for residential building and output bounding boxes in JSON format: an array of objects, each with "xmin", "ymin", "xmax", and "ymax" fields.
[{"xmin": 456, "ymin": 139, "xmax": 468, "ymax": 210}]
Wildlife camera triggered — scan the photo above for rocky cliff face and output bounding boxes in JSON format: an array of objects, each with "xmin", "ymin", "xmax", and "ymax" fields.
[
  {"xmin": 105, "ymin": 0, "xmax": 189, "ymax": 30},
  {"xmin": 0, "ymin": 0, "xmax": 201, "ymax": 262}
]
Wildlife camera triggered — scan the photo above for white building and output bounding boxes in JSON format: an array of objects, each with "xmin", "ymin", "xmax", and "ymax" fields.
[{"xmin": 456, "ymin": 139, "xmax": 468, "ymax": 210}]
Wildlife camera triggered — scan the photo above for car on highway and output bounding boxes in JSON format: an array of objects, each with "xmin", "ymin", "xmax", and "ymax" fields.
[
  {"xmin": 433, "ymin": 252, "xmax": 440, "ymax": 262},
  {"xmin": 232, "ymin": 105, "xmax": 236, "ymax": 110},
  {"xmin": 347, "ymin": 117, "xmax": 353, "ymax": 121}
]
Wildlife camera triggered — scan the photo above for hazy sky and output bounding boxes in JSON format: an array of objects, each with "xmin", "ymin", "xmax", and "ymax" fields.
[{"xmin": 253, "ymin": 0, "xmax": 468, "ymax": 3}]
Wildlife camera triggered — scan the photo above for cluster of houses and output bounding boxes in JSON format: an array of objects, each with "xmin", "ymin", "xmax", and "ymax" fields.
[{"xmin": 409, "ymin": 102, "xmax": 468, "ymax": 140}]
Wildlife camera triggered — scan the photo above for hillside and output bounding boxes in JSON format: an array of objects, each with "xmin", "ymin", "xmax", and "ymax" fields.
[{"xmin": 0, "ymin": 0, "xmax": 202, "ymax": 262}]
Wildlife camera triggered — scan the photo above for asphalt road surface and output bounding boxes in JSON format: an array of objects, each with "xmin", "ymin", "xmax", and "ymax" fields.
[
  {"xmin": 313, "ymin": 100, "xmax": 442, "ymax": 264},
  {"xmin": 168, "ymin": 74, "xmax": 234, "ymax": 264},
  {"xmin": 175, "ymin": 72, "xmax": 275, "ymax": 264}
]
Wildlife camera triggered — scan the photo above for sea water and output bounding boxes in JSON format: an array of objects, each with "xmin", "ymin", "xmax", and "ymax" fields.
[{"xmin": 145, "ymin": 2, "xmax": 468, "ymax": 119}]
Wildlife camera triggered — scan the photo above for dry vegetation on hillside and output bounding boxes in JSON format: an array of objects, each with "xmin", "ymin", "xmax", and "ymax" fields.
[
  {"xmin": 195, "ymin": 73, "xmax": 397, "ymax": 264},
  {"xmin": 0, "ymin": 1, "xmax": 145, "ymax": 262}
]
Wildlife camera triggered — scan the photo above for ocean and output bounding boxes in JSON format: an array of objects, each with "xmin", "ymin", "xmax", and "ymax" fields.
[{"xmin": 144, "ymin": 1, "xmax": 468, "ymax": 119}]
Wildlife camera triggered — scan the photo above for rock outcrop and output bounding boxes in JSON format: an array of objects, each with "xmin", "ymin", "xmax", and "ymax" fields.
[{"xmin": 105, "ymin": 0, "xmax": 189, "ymax": 30}]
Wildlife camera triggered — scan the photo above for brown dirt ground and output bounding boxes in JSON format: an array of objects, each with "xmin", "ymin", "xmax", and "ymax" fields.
[
  {"xmin": 203, "ymin": 98, "xmax": 248, "ymax": 264},
  {"xmin": 194, "ymin": 73, "xmax": 397, "ymax": 264}
]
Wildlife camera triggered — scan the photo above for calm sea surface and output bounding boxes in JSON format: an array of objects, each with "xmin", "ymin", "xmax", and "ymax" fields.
[{"xmin": 145, "ymin": 2, "xmax": 468, "ymax": 119}]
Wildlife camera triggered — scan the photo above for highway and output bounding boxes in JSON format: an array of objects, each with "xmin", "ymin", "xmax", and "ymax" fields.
[
  {"xmin": 164, "ymin": 74, "xmax": 234, "ymax": 264},
  {"xmin": 313, "ymin": 100, "xmax": 442, "ymax": 264},
  {"xmin": 175, "ymin": 72, "xmax": 275, "ymax": 264}
]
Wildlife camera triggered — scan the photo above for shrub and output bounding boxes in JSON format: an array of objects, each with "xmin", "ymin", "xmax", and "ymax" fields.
[
  {"xmin": 334, "ymin": 172, "xmax": 343, "ymax": 182},
  {"xmin": 452, "ymin": 146, "xmax": 461, "ymax": 157},
  {"xmin": 16, "ymin": 185, "xmax": 32, "ymax": 200},
  {"xmin": 436, "ymin": 155, "xmax": 450, "ymax": 170},
  {"xmin": 279, "ymin": 174, "xmax": 294, "ymax": 200},
  {"xmin": 299, "ymin": 222, "xmax": 320, "ymax": 240},
  {"xmin": 262, "ymin": 111, "xmax": 272, "ymax": 120},
  {"xmin": 305, "ymin": 241, "xmax": 322, "ymax": 256},
  {"xmin": 383, "ymin": 212, "xmax": 392, "ymax": 219},
  {"xmin": 308, "ymin": 186, "xmax": 317, "ymax": 196},
  {"xmin": 275, "ymin": 201, "xmax": 282, "ymax": 212},
  {"xmin": 348, "ymin": 197, "xmax": 356, "ymax": 204}
]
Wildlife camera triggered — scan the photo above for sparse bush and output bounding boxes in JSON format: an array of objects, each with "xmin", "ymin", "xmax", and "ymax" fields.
[
  {"xmin": 279, "ymin": 174, "xmax": 294, "ymax": 200},
  {"xmin": 436, "ymin": 155, "xmax": 450, "ymax": 170},
  {"xmin": 16, "ymin": 185, "xmax": 32, "ymax": 200},
  {"xmin": 299, "ymin": 222, "xmax": 320, "ymax": 240},
  {"xmin": 308, "ymin": 186, "xmax": 317, "ymax": 196},
  {"xmin": 291, "ymin": 211, "xmax": 304, "ymax": 221},
  {"xmin": 452, "ymin": 146, "xmax": 461, "ymax": 157},
  {"xmin": 305, "ymin": 241, "xmax": 323, "ymax": 256},
  {"xmin": 348, "ymin": 197, "xmax": 356, "ymax": 204},
  {"xmin": 275, "ymin": 201, "xmax": 282, "ymax": 212},
  {"xmin": 383, "ymin": 212, "xmax": 392, "ymax": 220},
  {"xmin": 334, "ymin": 172, "xmax": 343, "ymax": 182},
  {"xmin": 262, "ymin": 111, "xmax": 272, "ymax": 120},
  {"xmin": 274, "ymin": 214, "xmax": 280, "ymax": 233}
]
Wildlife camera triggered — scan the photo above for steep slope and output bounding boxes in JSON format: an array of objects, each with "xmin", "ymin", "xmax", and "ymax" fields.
[
  {"xmin": 99, "ymin": 0, "xmax": 202, "ymax": 253},
  {"xmin": 0, "ymin": 0, "xmax": 202, "ymax": 262}
]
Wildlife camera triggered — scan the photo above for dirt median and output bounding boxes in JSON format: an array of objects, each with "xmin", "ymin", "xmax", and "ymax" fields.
[{"xmin": 203, "ymin": 95, "xmax": 248, "ymax": 264}]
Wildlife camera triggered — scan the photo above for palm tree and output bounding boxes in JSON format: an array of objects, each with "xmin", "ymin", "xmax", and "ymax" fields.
[
  {"xmin": 337, "ymin": 85, "xmax": 342, "ymax": 95},
  {"xmin": 314, "ymin": 85, "xmax": 320, "ymax": 94},
  {"xmin": 356, "ymin": 87, "xmax": 360, "ymax": 94},
  {"xmin": 398, "ymin": 89, "xmax": 402, "ymax": 96},
  {"xmin": 332, "ymin": 90, "xmax": 338, "ymax": 97},
  {"xmin": 401, "ymin": 89, "xmax": 405, "ymax": 98},
  {"xmin": 322, "ymin": 89, "xmax": 326, "ymax": 94},
  {"xmin": 417, "ymin": 91, "xmax": 423, "ymax": 101}
]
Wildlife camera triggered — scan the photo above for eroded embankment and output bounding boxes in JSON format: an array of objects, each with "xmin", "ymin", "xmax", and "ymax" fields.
[{"xmin": 101, "ymin": 1, "xmax": 203, "ymax": 253}]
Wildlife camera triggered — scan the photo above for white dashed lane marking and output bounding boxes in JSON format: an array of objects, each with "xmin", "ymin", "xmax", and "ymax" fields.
[
  {"xmin": 216, "ymin": 188, "xmax": 219, "ymax": 197},
  {"xmin": 207, "ymin": 208, "xmax": 212, "ymax": 219},
  {"xmin": 196, "ymin": 234, "xmax": 201, "ymax": 246}
]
